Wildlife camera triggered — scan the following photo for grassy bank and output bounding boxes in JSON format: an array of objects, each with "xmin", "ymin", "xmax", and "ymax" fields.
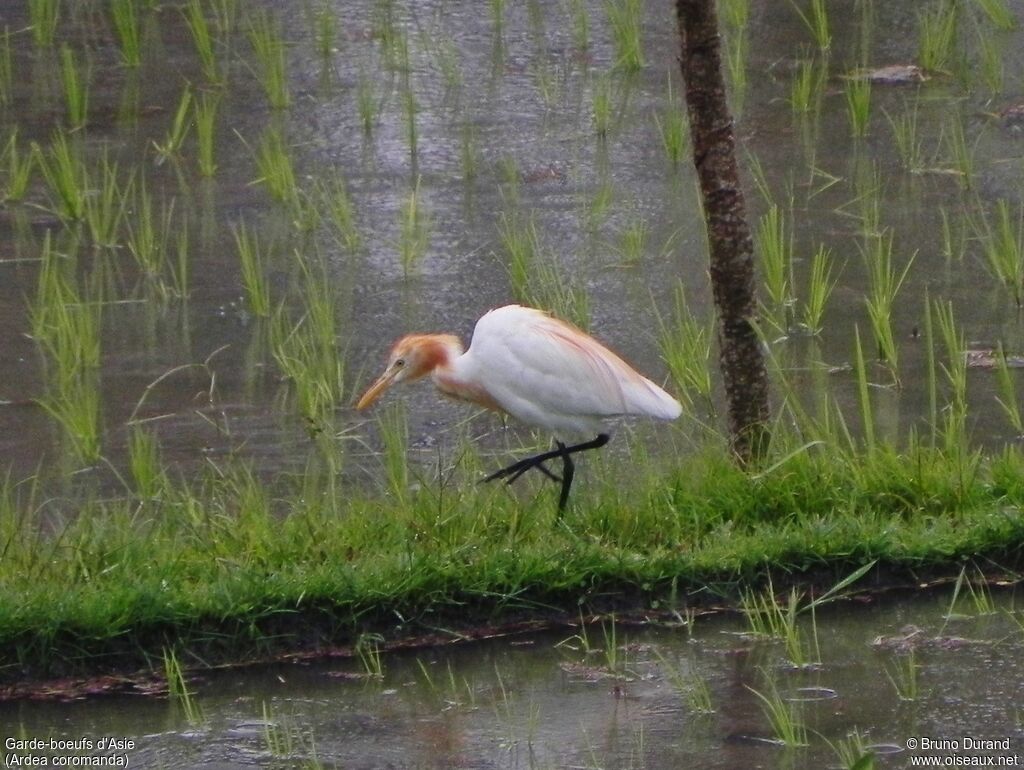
[{"xmin": 3, "ymin": 435, "xmax": 1024, "ymax": 684}]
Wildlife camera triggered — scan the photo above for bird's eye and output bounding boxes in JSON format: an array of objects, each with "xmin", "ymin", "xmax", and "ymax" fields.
[{"xmin": 394, "ymin": 358, "xmax": 406, "ymax": 368}]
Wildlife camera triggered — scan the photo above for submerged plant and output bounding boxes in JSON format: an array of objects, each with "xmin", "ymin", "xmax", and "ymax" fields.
[
  {"xmin": 801, "ymin": 244, "xmax": 838, "ymax": 334},
  {"xmin": 35, "ymin": 130, "xmax": 88, "ymax": 221},
  {"xmin": 398, "ymin": 180, "xmax": 429, "ymax": 276},
  {"xmin": 1, "ymin": 129, "xmax": 34, "ymax": 203},
  {"xmin": 152, "ymin": 86, "xmax": 193, "ymax": 164},
  {"xmin": 791, "ymin": 0, "xmax": 831, "ymax": 51}
]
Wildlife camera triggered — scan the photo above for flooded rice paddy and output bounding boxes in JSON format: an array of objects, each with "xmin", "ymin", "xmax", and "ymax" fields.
[
  {"xmin": 4, "ymin": 588, "xmax": 1024, "ymax": 769},
  {"xmin": 2, "ymin": 0, "xmax": 1024, "ymax": 766}
]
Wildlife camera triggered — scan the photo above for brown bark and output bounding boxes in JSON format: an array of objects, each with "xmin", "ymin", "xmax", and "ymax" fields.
[{"xmin": 675, "ymin": 0, "xmax": 770, "ymax": 463}]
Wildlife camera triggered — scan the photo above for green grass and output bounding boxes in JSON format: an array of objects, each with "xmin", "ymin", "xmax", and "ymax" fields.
[
  {"xmin": 791, "ymin": 0, "xmax": 831, "ymax": 51},
  {"xmin": 152, "ymin": 86, "xmax": 193, "ymax": 164},
  {"xmin": 0, "ymin": 27, "xmax": 12, "ymax": 107},
  {"xmin": 4, "ymin": 427, "xmax": 1024, "ymax": 680},
  {"xmin": 252, "ymin": 126, "xmax": 298, "ymax": 205},
  {"xmin": 978, "ymin": 200, "xmax": 1024, "ymax": 306}
]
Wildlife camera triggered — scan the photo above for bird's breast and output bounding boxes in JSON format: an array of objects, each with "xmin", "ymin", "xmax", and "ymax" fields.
[{"xmin": 433, "ymin": 370, "xmax": 504, "ymax": 413}]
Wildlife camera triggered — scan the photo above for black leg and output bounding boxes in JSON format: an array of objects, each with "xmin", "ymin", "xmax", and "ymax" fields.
[
  {"xmin": 483, "ymin": 433, "xmax": 610, "ymax": 513},
  {"xmin": 556, "ymin": 442, "xmax": 574, "ymax": 516}
]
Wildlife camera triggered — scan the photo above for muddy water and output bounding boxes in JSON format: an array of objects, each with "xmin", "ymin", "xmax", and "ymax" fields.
[
  {"xmin": 0, "ymin": 0, "xmax": 1022, "ymax": 490},
  {"xmin": 3, "ymin": 589, "xmax": 1023, "ymax": 769}
]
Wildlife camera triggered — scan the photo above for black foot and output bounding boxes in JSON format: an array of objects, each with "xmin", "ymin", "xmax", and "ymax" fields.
[{"xmin": 483, "ymin": 433, "xmax": 610, "ymax": 514}]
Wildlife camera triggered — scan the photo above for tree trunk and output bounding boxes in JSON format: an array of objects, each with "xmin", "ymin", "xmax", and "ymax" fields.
[{"xmin": 675, "ymin": 0, "xmax": 770, "ymax": 463}]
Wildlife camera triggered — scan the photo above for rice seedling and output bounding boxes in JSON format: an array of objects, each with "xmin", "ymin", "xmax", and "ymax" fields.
[
  {"xmin": 605, "ymin": 0, "xmax": 645, "ymax": 72},
  {"xmin": 39, "ymin": 372, "xmax": 102, "ymax": 465},
  {"xmin": 971, "ymin": 0, "xmax": 1015, "ymax": 30},
  {"xmin": 655, "ymin": 77, "xmax": 688, "ymax": 165},
  {"xmin": 657, "ymin": 283, "xmax": 714, "ymax": 415},
  {"xmin": 1, "ymin": 130, "xmax": 34, "ymax": 203},
  {"xmin": 853, "ymin": 326, "xmax": 876, "ymax": 449},
  {"xmin": 723, "ymin": 32, "xmax": 747, "ymax": 107},
  {"xmin": 29, "ymin": 0, "xmax": 61, "ymax": 48},
  {"xmin": 801, "ymin": 244, "xmax": 837, "ymax": 335},
  {"xmin": 460, "ymin": 122, "xmax": 480, "ymax": 181},
  {"xmin": 884, "ymin": 651, "xmax": 920, "ymax": 701},
  {"xmin": 741, "ymin": 582, "xmax": 818, "ymax": 668},
  {"xmin": 184, "ymin": 0, "xmax": 220, "ymax": 83},
  {"xmin": 356, "ymin": 70, "xmax": 380, "ymax": 133},
  {"xmin": 933, "ymin": 299, "xmax": 968, "ymax": 452},
  {"xmin": 994, "ymin": 343, "xmax": 1024, "ymax": 435},
  {"xmin": 756, "ymin": 203, "xmax": 795, "ymax": 333},
  {"xmin": 491, "ymin": 0, "xmax": 506, "ymax": 32},
  {"xmin": 126, "ymin": 181, "xmax": 173, "ymax": 280},
  {"xmin": 499, "ymin": 212, "xmax": 540, "ymax": 303},
  {"xmin": 830, "ymin": 729, "xmax": 876, "ymax": 770},
  {"xmin": 975, "ymin": 26, "xmax": 1005, "ymax": 96},
  {"xmin": 592, "ymin": 74, "xmax": 613, "ymax": 139},
  {"xmin": 918, "ymin": 0, "xmax": 959, "ymax": 73},
  {"xmin": 319, "ymin": 175, "xmax": 360, "ymax": 251},
  {"xmin": 398, "ymin": 179, "xmax": 429, "ymax": 277},
  {"xmin": 570, "ymin": 0, "xmax": 590, "ymax": 51},
  {"xmin": 83, "ymin": 151, "xmax": 131, "ymax": 249},
  {"xmin": 720, "ymin": 0, "xmax": 749, "ymax": 31},
  {"xmin": 978, "ymin": 200, "xmax": 1024, "ymax": 305},
  {"xmin": 152, "ymin": 86, "xmax": 193, "ymax": 164},
  {"xmin": 617, "ymin": 213, "xmax": 649, "ymax": 265},
  {"xmin": 497, "ymin": 155, "xmax": 520, "ymax": 207},
  {"xmin": 247, "ymin": 10, "xmax": 290, "ymax": 110},
  {"xmin": 164, "ymin": 648, "xmax": 203, "ymax": 724},
  {"xmin": 790, "ymin": 0, "xmax": 831, "ymax": 51},
  {"xmin": 429, "ymin": 34, "xmax": 462, "ymax": 94},
  {"xmin": 355, "ymin": 633, "xmax": 386, "ymax": 678},
  {"xmin": 110, "ymin": 0, "xmax": 142, "ymax": 67},
  {"xmin": 310, "ymin": 1, "xmax": 337, "ymax": 60},
  {"xmin": 789, "ymin": 56, "xmax": 824, "ymax": 114},
  {"xmin": 194, "ymin": 90, "xmax": 220, "ymax": 177},
  {"xmin": 599, "ymin": 615, "xmax": 625, "ymax": 676},
  {"xmin": 939, "ymin": 207, "xmax": 966, "ymax": 261},
  {"xmin": 128, "ymin": 426, "xmax": 167, "ymax": 500},
  {"xmin": 403, "ymin": 83, "xmax": 418, "ymax": 159},
  {"xmin": 209, "ymin": 0, "xmax": 238, "ymax": 37},
  {"xmin": 35, "ymin": 130, "xmax": 87, "ymax": 221},
  {"xmin": 747, "ymin": 678, "xmax": 809, "ymax": 746},
  {"xmin": 655, "ymin": 652, "xmax": 715, "ymax": 714},
  {"xmin": 938, "ymin": 111, "xmax": 975, "ymax": 187},
  {"xmin": 0, "ymin": 27, "xmax": 12, "ymax": 107},
  {"xmin": 252, "ymin": 127, "xmax": 298, "ymax": 205},
  {"xmin": 233, "ymin": 222, "xmax": 271, "ymax": 317},
  {"xmin": 884, "ymin": 102, "xmax": 924, "ymax": 172},
  {"xmin": 862, "ymin": 230, "xmax": 913, "ymax": 371},
  {"xmin": 378, "ymin": 402, "xmax": 410, "ymax": 502},
  {"xmin": 844, "ymin": 73, "xmax": 871, "ymax": 138},
  {"xmin": 270, "ymin": 260, "xmax": 345, "ymax": 427},
  {"xmin": 945, "ymin": 567, "xmax": 998, "ymax": 619}
]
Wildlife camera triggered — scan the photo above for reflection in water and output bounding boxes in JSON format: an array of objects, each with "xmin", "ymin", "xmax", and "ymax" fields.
[{"xmin": 2, "ymin": 589, "xmax": 1023, "ymax": 768}]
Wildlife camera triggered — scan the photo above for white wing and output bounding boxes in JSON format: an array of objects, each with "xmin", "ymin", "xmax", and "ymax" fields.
[{"xmin": 455, "ymin": 305, "xmax": 681, "ymax": 434}]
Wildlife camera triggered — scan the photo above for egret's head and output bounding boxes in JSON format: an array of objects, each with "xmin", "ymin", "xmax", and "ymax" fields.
[{"xmin": 356, "ymin": 334, "xmax": 461, "ymax": 410}]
